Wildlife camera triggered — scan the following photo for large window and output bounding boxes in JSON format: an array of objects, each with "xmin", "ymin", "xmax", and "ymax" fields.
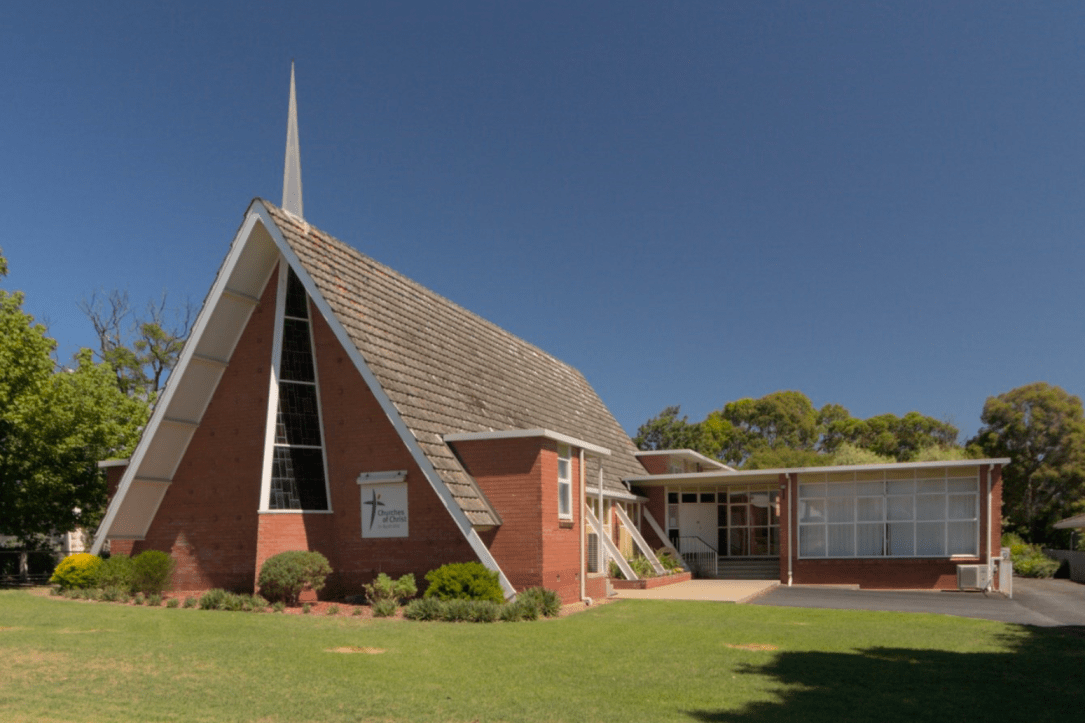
[
  {"xmin": 798, "ymin": 470, "xmax": 979, "ymax": 558},
  {"xmin": 557, "ymin": 443, "xmax": 572, "ymax": 520},
  {"xmin": 269, "ymin": 269, "xmax": 330, "ymax": 511}
]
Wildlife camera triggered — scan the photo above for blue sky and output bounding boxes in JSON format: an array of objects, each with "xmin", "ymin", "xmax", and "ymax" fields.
[{"xmin": 3, "ymin": 2, "xmax": 1083, "ymax": 442}]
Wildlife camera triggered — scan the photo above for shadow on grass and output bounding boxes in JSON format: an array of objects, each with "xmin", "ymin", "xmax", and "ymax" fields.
[{"xmin": 688, "ymin": 626, "xmax": 1085, "ymax": 723}]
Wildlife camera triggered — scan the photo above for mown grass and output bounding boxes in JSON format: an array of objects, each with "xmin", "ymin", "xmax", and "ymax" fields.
[{"xmin": 0, "ymin": 589, "xmax": 1082, "ymax": 722}]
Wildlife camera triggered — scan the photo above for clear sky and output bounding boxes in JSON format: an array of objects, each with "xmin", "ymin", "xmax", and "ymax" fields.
[{"xmin": 3, "ymin": 2, "xmax": 1083, "ymax": 443}]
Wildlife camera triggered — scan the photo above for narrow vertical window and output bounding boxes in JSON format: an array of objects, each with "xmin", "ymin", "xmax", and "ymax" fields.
[
  {"xmin": 557, "ymin": 443, "xmax": 572, "ymax": 520},
  {"xmin": 269, "ymin": 269, "xmax": 329, "ymax": 510}
]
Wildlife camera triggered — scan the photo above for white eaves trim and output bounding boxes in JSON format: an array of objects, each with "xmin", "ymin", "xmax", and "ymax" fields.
[
  {"xmin": 444, "ymin": 429, "xmax": 612, "ymax": 458},
  {"xmin": 626, "ymin": 457, "xmax": 1013, "ymax": 486},
  {"xmin": 634, "ymin": 448, "xmax": 732, "ymax": 471},
  {"xmin": 97, "ymin": 459, "xmax": 130, "ymax": 469}
]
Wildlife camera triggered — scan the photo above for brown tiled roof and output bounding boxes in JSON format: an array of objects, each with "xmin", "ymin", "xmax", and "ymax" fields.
[{"xmin": 262, "ymin": 201, "xmax": 647, "ymax": 527}]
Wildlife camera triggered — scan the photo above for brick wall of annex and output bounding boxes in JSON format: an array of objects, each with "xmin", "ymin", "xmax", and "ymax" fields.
[{"xmin": 463, "ymin": 437, "xmax": 587, "ymax": 604}]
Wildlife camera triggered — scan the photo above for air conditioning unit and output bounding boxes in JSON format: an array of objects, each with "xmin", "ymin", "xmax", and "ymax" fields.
[{"xmin": 957, "ymin": 564, "xmax": 990, "ymax": 591}]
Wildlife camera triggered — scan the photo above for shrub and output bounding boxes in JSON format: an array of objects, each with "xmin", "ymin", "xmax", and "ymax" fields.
[
  {"xmin": 442, "ymin": 598, "xmax": 474, "ymax": 622},
  {"xmin": 423, "ymin": 562, "xmax": 503, "ymax": 603},
  {"xmin": 133, "ymin": 592, "xmax": 145, "ymax": 605},
  {"xmin": 182, "ymin": 596, "xmax": 197, "ymax": 609},
  {"xmin": 1004, "ymin": 533, "xmax": 1060, "ymax": 579},
  {"xmin": 403, "ymin": 597, "xmax": 444, "ymax": 621},
  {"xmin": 50, "ymin": 553, "xmax": 102, "ymax": 590},
  {"xmin": 629, "ymin": 555, "xmax": 655, "ymax": 578},
  {"xmin": 325, "ymin": 605, "xmax": 340, "ymax": 616},
  {"xmin": 130, "ymin": 550, "xmax": 176, "ymax": 595},
  {"xmin": 302, "ymin": 603, "xmax": 311, "ymax": 614},
  {"xmin": 199, "ymin": 589, "xmax": 229, "ymax": 611},
  {"xmin": 372, "ymin": 598, "xmax": 398, "ymax": 618},
  {"xmin": 499, "ymin": 599, "xmax": 537, "ymax": 622},
  {"xmin": 166, "ymin": 598, "xmax": 179, "ymax": 608},
  {"xmin": 351, "ymin": 607, "xmax": 362, "ymax": 616},
  {"xmin": 272, "ymin": 601, "xmax": 285, "ymax": 613},
  {"xmin": 656, "ymin": 549, "xmax": 684, "ymax": 573},
  {"xmin": 258, "ymin": 551, "xmax": 332, "ymax": 605},
  {"xmin": 99, "ymin": 586, "xmax": 129, "ymax": 603},
  {"xmin": 364, "ymin": 573, "xmax": 417, "ymax": 606},
  {"xmin": 518, "ymin": 587, "xmax": 562, "ymax": 618},
  {"xmin": 95, "ymin": 554, "xmax": 134, "ymax": 591},
  {"xmin": 608, "ymin": 559, "xmax": 623, "ymax": 580}
]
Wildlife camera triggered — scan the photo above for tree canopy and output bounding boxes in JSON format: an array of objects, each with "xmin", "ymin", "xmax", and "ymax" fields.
[
  {"xmin": 635, "ymin": 391, "xmax": 962, "ymax": 469},
  {"xmin": 0, "ymin": 249, "xmax": 147, "ymax": 546},
  {"xmin": 969, "ymin": 382, "xmax": 1085, "ymax": 543}
]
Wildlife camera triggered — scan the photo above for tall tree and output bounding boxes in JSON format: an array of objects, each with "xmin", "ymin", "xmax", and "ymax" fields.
[
  {"xmin": 80, "ymin": 289, "xmax": 192, "ymax": 401},
  {"xmin": 0, "ymin": 250, "xmax": 147, "ymax": 546},
  {"xmin": 634, "ymin": 406, "xmax": 714, "ymax": 454},
  {"xmin": 969, "ymin": 382, "xmax": 1085, "ymax": 543}
]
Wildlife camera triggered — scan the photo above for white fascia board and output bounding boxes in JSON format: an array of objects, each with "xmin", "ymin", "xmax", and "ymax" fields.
[
  {"xmin": 444, "ymin": 429, "xmax": 612, "ymax": 458},
  {"xmin": 625, "ymin": 457, "xmax": 1013, "ymax": 486},
  {"xmin": 97, "ymin": 459, "xmax": 130, "ymax": 469},
  {"xmin": 250, "ymin": 203, "xmax": 516, "ymax": 599},
  {"xmin": 92, "ymin": 211, "xmax": 275, "ymax": 554},
  {"xmin": 634, "ymin": 449, "xmax": 732, "ymax": 470}
]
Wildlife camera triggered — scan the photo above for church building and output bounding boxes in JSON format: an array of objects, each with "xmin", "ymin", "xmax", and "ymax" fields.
[{"xmin": 92, "ymin": 68, "xmax": 1009, "ymax": 601}]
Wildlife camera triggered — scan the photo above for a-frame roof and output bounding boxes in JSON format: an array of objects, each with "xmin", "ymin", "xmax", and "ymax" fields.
[
  {"xmin": 94, "ymin": 199, "xmax": 647, "ymax": 549},
  {"xmin": 263, "ymin": 201, "xmax": 647, "ymax": 521}
]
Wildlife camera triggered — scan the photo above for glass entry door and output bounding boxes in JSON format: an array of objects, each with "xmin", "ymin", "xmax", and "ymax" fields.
[{"xmin": 720, "ymin": 486, "xmax": 780, "ymax": 557}]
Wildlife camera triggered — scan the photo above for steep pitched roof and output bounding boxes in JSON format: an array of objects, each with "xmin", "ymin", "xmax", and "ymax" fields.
[{"xmin": 262, "ymin": 200, "xmax": 646, "ymax": 523}]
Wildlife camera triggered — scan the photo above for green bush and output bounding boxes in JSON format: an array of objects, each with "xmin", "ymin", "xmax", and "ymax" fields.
[
  {"xmin": 423, "ymin": 562, "xmax": 504, "ymax": 603},
  {"xmin": 325, "ymin": 605, "xmax": 339, "ymax": 616},
  {"xmin": 271, "ymin": 601, "xmax": 285, "ymax": 613},
  {"xmin": 133, "ymin": 592, "xmax": 145, "ymax": 605},
  {"xmin": 50, "ymin": 553, "xmax": 102, "ymax": 590},
  {"xmin": 518, "ymin": 587, "xmax": 562, "ymax": 617},
  {"xmin": 147, "ymin": 594, "xmax": 163, "ymax": 607},
  {"xmin": 364, "ymin": 572, "xmax": 417, "ymax": 606},
  {"xmin": 95, "ymin": 554, "xmax": 133, "ymax": 591},
  {"xmin": 130, "ymin": 550, "xmax": 175, "ymax": 595},
  {"xmin": 372, "ymin": 598, "xmax": 398, "ymax": 618},
  {"xmin": 1004, "ymin": 533, "xmax": 1060, "ymax": 578},
  {"xmin": 166, "ymin": 598, "xmax": 179, "ymax": 609},
  {"xmin": 656, "ymin": 549, "xmax": 684, "ymax": 573},
  {"xmin": 198, "ymin": 589, "xmax": 229, "ymax": 610},
  {"xmin": 257, "ymin": 551, "xmax": 332, "ymax": 605},
  {"xmin": 403, "ymin": 597, "xmax": 444, "ymax": 621},
  {"xmin": 302, "ymin": 603, "xmax": 311, "ymax": 614},
  {"xmin": 99, "ymin": 586, "xmax": 129, "ymax": 603},
  {"xmin": 499, "ymin": 599, "xmax": 537, "ymax": 622},
  {"xmin": 351, "ymin": 607, "xmax": 362, "ymax": 616},
  {"xmin": 629, "ymin": 556, "xmax": 655, "ymax": 578},
  {"xmin": 182, "ymin": 596, "xmax": 197, "ymax": 609}
]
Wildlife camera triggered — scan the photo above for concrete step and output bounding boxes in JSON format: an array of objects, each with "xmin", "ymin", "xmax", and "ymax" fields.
[{"xmin": 712, "ymin": 558, "xmax": 779, "ymax": 580}]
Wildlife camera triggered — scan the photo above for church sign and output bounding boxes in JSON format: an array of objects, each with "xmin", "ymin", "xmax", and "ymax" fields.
[{"xmin": 357, "ymin": 471, "xmax": 409, "ymax": 538}]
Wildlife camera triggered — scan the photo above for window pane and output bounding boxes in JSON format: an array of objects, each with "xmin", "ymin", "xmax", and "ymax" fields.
[
  {"xmin": 916, "ymin": 522, "xmax": 946, "ymax": 556},
  {"xmin": 800, "ymin": 499, "xmax": 824, "ymax": 523},
  {"xmin": 887, "ymin": 496, "xmax": 913, "ymax": 521},
  {"xmin": 276, "ymin": 383, "xmax": 322, "ymax": 447},
  {"xmin": 751, "ymin": 528, "xmax": 770, "ymax": 556},
  {"xmin": 857, "ymin": 523, "xmax": 885, "ymax": 556},
  {"xmin": 270, "ymin": 446, "xmax": 327, "ymax": 511},
  {"xmin": 947, "ymin": 477, "xmax": 977, "ymax": 493},
  {"xmin": 729, "ymin": 528, "xmax": 749, "ymax": 556},
  {"xmin": 667, "ymin": 505, "xmax": 679, "ymax": 529},
  {"xmin": 857, "ymin": 497, "xmax": 883, "ymax": 522},
  {"xmin": 667, "ymin": 492, "xmax": 678, "ymax": 504},
  {"xmin": 769, "ymin": 492, "xmax": 780, "ymax": 525},
  {"xmin": 827, "ymin": 497, "xmax": 854, "ymax": 523},
  {"xmin": 700, "ymin": 492, "xmax": 715, "ymax": 503},
  {"xmin": 828, "ymin": 525, "xmax": 854, "ymax": 556},
  {"xmin": 888, "ymin": 522, "xmax": 914, "ymax": 556},
  {"xmin": 729, "ymin": 491, "xmax": 749, "ymax": 504},
  {"xmin": 731, "ymin": 505, "xmax": 748, "ymax": 527},
  {"xmin": 916, "ymin": 494, "xmax": 945, "ymax": 521},
  {"xmin": 280, "ymin": 319, "xmax": 315, "ymax": 381},
  {"xmin": 948, "ymin": 494, "xmax": 976, "ymax": 520},
  {"xmin": 284, "ymin": 269, "xmax": 309, "ymax": 319},
  {"xmin": 769, "ymin": 527, "xmax": 780, "ymax": 555},
  {"xmin": 828, "ymin": 482, "xmax": 855, "ymax": 498},
  {"xmin": 681, "ymin": 493, "xmax": 697, "ymax": 503},
  {"xmin": 750, "ymin": 500, "xmax": 769, "ymax": 526},
  {"xmin": 887, "ymin": 479, "xmax": 914, "ymax": 495},
  {"xmin": 800, "ymin": 526, "xmax": 825, "ymax": 557},
  {"xmin": 717, "ymin": 505, "xmax": 728, "ymax": 527},
  {"xmin": 856, "ymin": 480, "xmax": 883, "ymax": 496},
  {"xmin": 948, "ymin": 521, "xmax": 977, "ymax": 555},
  {"xmin": 558, "ymin": 481, "xmax": 571, "ymax": 517},
  {"xmin": 800, "ymin": 483, "xmax": 826, "ymax": 498},
  {"xmin": 558, "ymin": 458, "xmax": 570, "ymax": 481},
  {"xmin": 917, "ymin": 478, "xmax": 945, "ymax": 494}
]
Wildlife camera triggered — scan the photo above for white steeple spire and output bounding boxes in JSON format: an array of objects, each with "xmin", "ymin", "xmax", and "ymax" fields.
[{"xmin": 282, "ymin": 61, "xmax": 303, "ymax": 217}]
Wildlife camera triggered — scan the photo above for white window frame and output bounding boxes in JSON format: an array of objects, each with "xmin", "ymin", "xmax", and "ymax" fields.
[{"xmin": 557, "ymin": 443, "xmax": 572, "ymax": 520}]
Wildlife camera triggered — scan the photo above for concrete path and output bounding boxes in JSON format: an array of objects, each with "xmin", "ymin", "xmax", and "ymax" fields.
[{"xmin": 613, "ymin": 579, "xmax": 778, "ymax": 603}]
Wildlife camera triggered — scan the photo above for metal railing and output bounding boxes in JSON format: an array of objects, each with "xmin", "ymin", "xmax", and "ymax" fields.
[{"xmin": 676, "ymin": 536, "xmax": 718, "ymax": 578}]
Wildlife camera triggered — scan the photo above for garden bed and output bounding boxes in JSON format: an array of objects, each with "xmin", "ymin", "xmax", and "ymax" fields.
[{"xmin": 609, "ymin": 571, "xmax": 692, "ymax": 590}]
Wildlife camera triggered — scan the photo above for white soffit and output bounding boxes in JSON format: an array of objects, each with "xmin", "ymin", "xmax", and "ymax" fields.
[
  {"xmin": 92, "ymin": 209, "xmax": 280, "ymax": 551},
  {"xmin": 444, "ymin": 429, "xmax": 612, "ymax": 457}
]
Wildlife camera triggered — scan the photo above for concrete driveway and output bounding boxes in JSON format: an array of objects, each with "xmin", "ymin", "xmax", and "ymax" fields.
[
  {"xmin": 750, "ymin": 577, "xmax": 1085, "ymax": 627},
  {"xmin": 613, "ymin": 579, "xmax": 778, "ymax": 603}
]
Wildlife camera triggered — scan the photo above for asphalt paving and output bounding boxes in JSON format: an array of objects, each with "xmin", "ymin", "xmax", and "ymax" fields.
[{"xmin": 750, "ymin": 576, "xmax": 1085, "ymax": 627}]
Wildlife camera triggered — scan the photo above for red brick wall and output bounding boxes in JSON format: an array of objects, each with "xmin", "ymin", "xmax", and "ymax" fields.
[
  {"xmin": 640, "ymin": 486, "xmax": 669, "ymax": 549},
  {"xmin": 460, "ymin": 437, "xmax": 587, "ymax": 604},
  {"xmin": 122, "ymin": 263, "xmax": 481, "ymax": 595},
  {"xmin": 637, "ymin": 455, "xmax": 670, "ymax": 475},
  {"xmin": 125, "ymin": 268, "xmax": 277, "ymax": 591}
]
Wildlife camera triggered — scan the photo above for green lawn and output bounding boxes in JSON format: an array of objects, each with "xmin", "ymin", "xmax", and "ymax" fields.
[{"xmin": 1, "ymin": 589, "xmax": 1081, "ymax": 723}]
